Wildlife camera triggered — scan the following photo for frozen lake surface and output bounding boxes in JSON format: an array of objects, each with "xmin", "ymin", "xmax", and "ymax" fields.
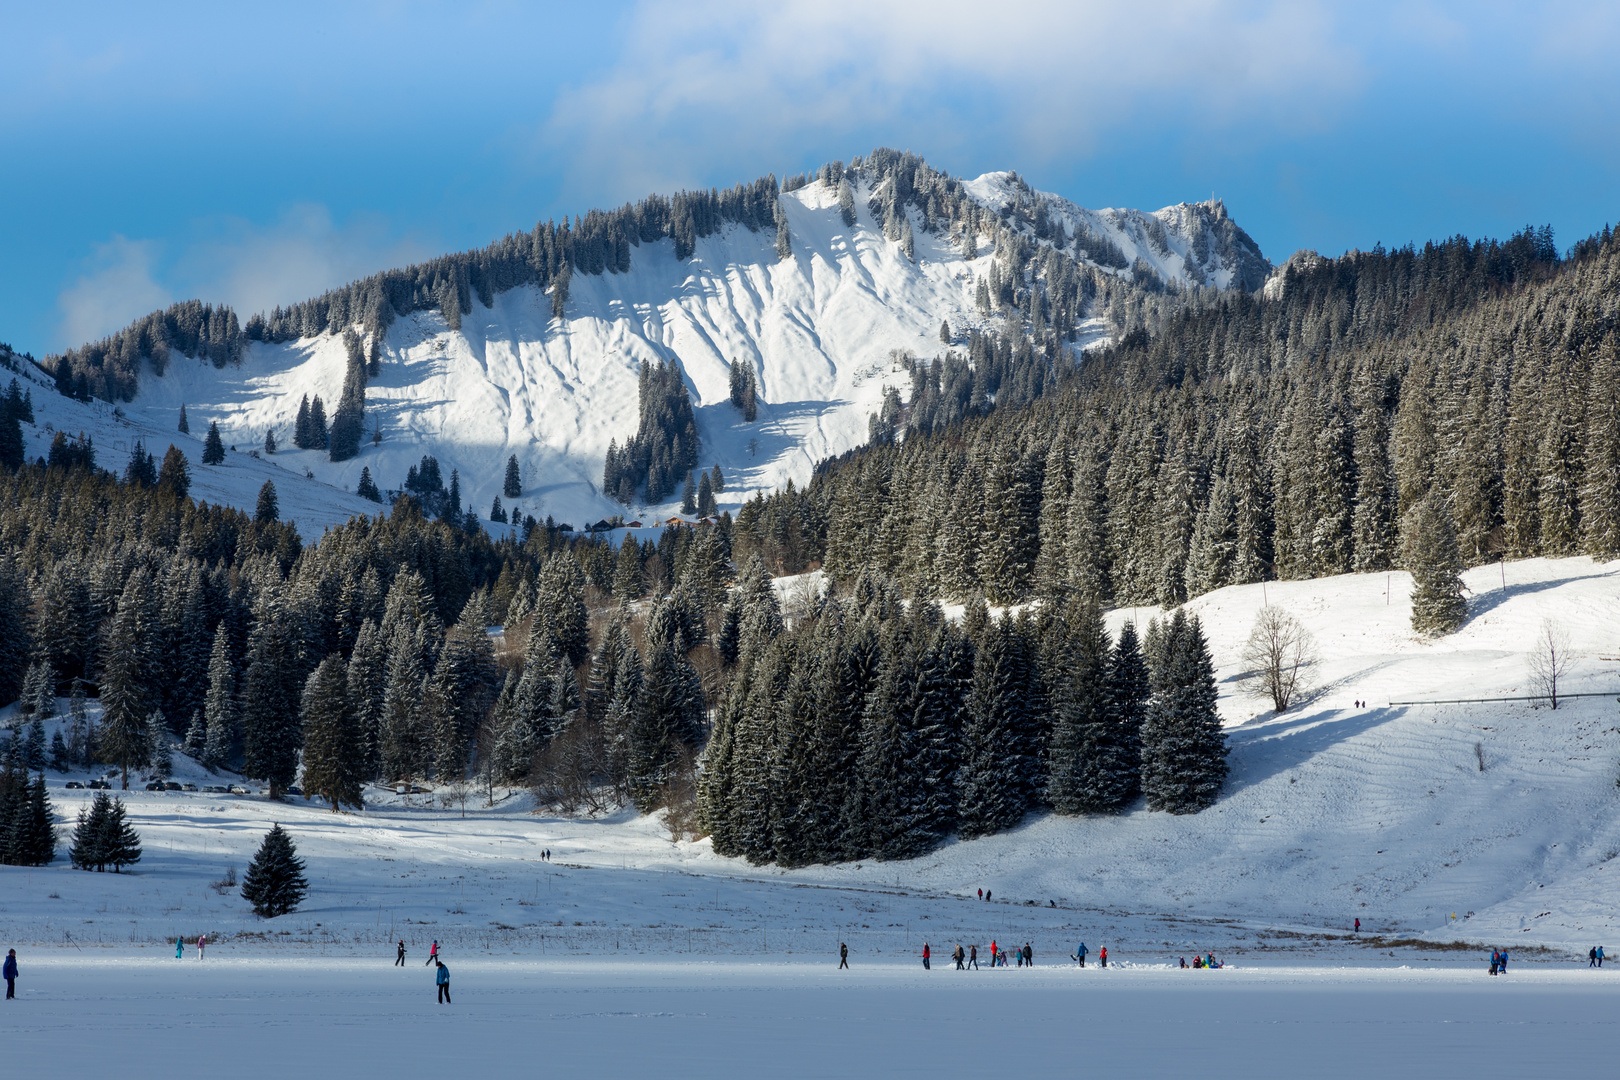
[{"xmin": 4, "ymin": 955, "xmax": 1614, "ymax": 1078}]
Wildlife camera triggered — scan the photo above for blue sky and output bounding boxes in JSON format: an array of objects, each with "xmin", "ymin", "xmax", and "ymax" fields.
[{"xmin": 4, "ymin": 0, "xmax": 1619, "ymax": 357}]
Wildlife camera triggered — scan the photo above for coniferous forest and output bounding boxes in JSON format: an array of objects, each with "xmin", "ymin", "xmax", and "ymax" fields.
[{"xmin": 5, "ymin": 177, "xmax": 1620, "ymax": 867}]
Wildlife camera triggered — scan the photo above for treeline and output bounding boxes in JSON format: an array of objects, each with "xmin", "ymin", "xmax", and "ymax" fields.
[
  {"xmin": 48, "ymin": 301, "xmax": 243, "ymax": 404},
  {"xmin": 734, "ymin": 223, "xmax": 1620, "ymax": 608},
  {"xmin": 699, "ymin": 560, "xmax": 1227, "ymax": 866}
]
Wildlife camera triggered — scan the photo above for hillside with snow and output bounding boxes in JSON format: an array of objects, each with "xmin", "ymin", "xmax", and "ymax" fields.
[
  {"xmin": 4, "ymin": 557, "xmax": 1615, "ymax": 957},
  {"xmin": 32, "ymin": 170, "xmax": 1266, "ymax": 530}
]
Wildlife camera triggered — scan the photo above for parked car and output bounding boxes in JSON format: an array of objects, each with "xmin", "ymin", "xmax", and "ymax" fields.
[
  {"xmin": 228, "ymin": 785, "xmax": 249, "ymax": 795},
  {"xmin": 88, "ymin": 779, "xmax": 111, "ymax": 790},
  {"xmin": 163, "ymin": 781, "xmax": 182, "ymax": 791},
  {"xmin": 285, "ymin": 786, "xmax": 302, "ymax": 796},
  {"xmin": 145, "ymin": 781, "xmax": 165, "ymax": 791},
  {"xmin": 203, "ymin": 785, "xmax": 229, "ymax": 793},
  {"xmin": 181, "ymin": 783, "xmax": 198, "ymax": 792},
  {"xmin": 64, "ymin": 781, "xmax": 83, "ymax": 789}
]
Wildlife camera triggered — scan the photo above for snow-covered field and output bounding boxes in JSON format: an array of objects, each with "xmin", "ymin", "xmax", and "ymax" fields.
[
  {"xmin": 4, "ymin": 557, "xmax": 1617, "ymax": 1075},
  {"xmin": 6, "ymin": 956, "xmax": 1613, "ymax": 1079}
]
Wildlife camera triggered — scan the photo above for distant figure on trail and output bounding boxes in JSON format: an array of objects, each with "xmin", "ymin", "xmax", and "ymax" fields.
[
  {"xmin": 1016, "ymin": 945, "xmax": 1023, "ymax": 968},
  {"xmin": 1590, "ymin": 947, "xmax": 1598, "ymax": 968},
  {"xmin": 1023, "ymin": 944, "xmax": 1033, "ymax": 968},
  {"xmin": 435, "ymin": 959, "xmax": 451, "ymax": 1004},
  {"xmin": 968, "ymin": 945, "xmax": 979, "ymax": 970},
  {"xmin": 197, "ymin": 933, "xmax": 206, "ymax": 960},
  {"xmin": 953, "ymin": 944, "xmax": 965, "ymax": 969},
  {"xmin": 4, "ymin": 949, "xmax": 16, "ymax": 999},
  {"xmin": 922, "ymin": 942, "xmax": 931, "ymax": 971},
  {"xmin": 176, "ymin": 937, "xmax": 184, "ymax": 959},
  {"xmin": 1597, "ymin": 945, "xmax": 1605, "ymax": 967},
  {"xmin": 1179, "ymin": 957, "xmax": 1188, "ymax": 969},
  {"xmin": 1499, "ymin": 949, "xmax": 1508, "ymax": 973},
  {"xmin": 977, "ymin": 888, "xmax": 982, "ymax": 900},
  {"xmin": 990, "ymin": 941, "xmax": 998, "ymax": 966},
  {"xmin": 839, "ymin": 942, "xmax": 848, "ymax": 970},
  {"xmin": 1354, "ymin": 918, "xmax": 1360, "ymax": 933},
  {"xmin": 986, "ymin": 890, "xmax": 992, "ymax": 902},
  {"xmin": 1099, "ymin": 947, "xmax": 1108, "ymax": 968},
  {"xmin": 1072, "ymin": 942, "xmax": 1087, "ymax": 967},
  {"xmin": 396, "ymin": 941, "xmax": 407, "ymax": 966},
  {"xmin": 1489, "ymin": 949, "xmax": 1499, "ymax": 976},
  {"xmin": 427, "ymin": 940, "xmax": 439, "ymax": 966}
]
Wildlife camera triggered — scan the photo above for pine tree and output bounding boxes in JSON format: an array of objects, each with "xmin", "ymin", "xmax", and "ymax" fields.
[
  {"xmin": 1046, "ymin": 600, "xmax": 1126, "ymax": 813},
  {"xmin": 308, "ymin": 395, "xmax": 329, "ymax": 450},
  {"xmin": 264, "ymin": 428, "xmax": 277, "ymax": 454},
  {"xmin": 299, "ymin": 657, "xmax": 363, "ymax": 811},
  {"xmin": 69, "ymin": 792, "xmax": 140, "ymax": 872},
  {"xmin": 255, "ymin": 481, "xmax": 279, "ymax": 524},
  {"xmin": 294, "ymin": 395, "xmax": 312, "ymax": 449},
  {"xmin": 201, "ymin": 623, "xmax": 236, "ymax": 771},
  {"xmin": 178, "ymin": 404, "xmax": 189, "ymax": 433},
  {"xmin": 240, "ymin": 601, "xmax": 304, "ymax": 797},
  {"xmin": 681, "ymin": 472, "xmax": 697, "ymax": 514},
  {"xmin": 156, "ymin": 445, "xmax": 190, "ymax": 500},
  {"xmin": 426, "ymin": 606, "xmax": 498, "ymax": 781},
  {"xmin": 145, "ymin": 709, "xmax": 172, "ymax": 779},
  {"xmin": 838, "ymin": 179, "xmax": 857, "ymax": 227},
  {"xmin": 613, "ymin": 533, "xmax": 644, "ymax": 600},
  {"xmin": 503, "ymin": 455, "xmax": 522, "ymax": 499},
  {"xmin": 1580, "ymin": 335, "xmax": 1620, "ymax": 557},
  {"xmin": 956, "ymin": 618, "xmax": 1026, "ymax": 837},
  {"xmin": 241, "ymin": 824, "xmax": 308, "ymax": 917},
  {"xmin": 1403, "ymin": 496, "xmax": 1468, "ymax": 636},
  {"xmin": 356, "ymin": 466, "xmax": 381, "ymax": 502},
  {"xmin": 99, "ymin": 568, "xmax": 158, "ymax": 788},
  {"xmin": 201, "ymin": 421, "xmax": 225, "ymax": 465},
  {"xmin": 183, "ymin": 709, "xmax": 206, "ymax": 758},
  {"xmin": 627, "ymin": 597, "xmax": 705, "ymax": 807},
  {"xmin": 1140, "ymin": 611, "xmax": 1227, "ymax": 814}
]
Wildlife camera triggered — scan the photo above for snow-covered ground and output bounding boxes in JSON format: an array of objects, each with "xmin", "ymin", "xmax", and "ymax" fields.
[
  {"xmin": 4, "ymin": 556, "xmax": 1616, "ymax": 1074},
  {"xmin": 4, "ymin": 556, "xmax": 1616, "ymax": 959},
  {"xmin": 39, "ymin": 174, "xmax": 1258, "ymax": 530}
]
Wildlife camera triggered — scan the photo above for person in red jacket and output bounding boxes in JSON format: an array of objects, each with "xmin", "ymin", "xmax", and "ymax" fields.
[
  {"xmin": 990, "ymin": 940, "xmax": 998, "ymax": 966},
  {"xmin": 1100, "ymin": 946, "xmax": 1108, "ymax": 968},
  {"xmin": 922, "ymin": 942, "xmax": 931, "ymax": 970}
]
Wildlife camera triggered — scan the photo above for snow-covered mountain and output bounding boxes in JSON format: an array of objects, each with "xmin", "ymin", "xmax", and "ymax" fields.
[{"xmin": 32, "ymin": 168, "xmax": 1269, "ymax": 531}]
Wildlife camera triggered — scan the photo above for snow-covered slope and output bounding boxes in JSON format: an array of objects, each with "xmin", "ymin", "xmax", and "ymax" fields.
[
  {"xmin": 4, "ymin": 558, "xmax": 1615, "ymax": 956},
  {"xmin": 3, "ymin": 351, "xmax": 378, "ymax": 535},
  {"xmin": 97, "ymin": 174, "xmax": 1264, "ymax": 529}
]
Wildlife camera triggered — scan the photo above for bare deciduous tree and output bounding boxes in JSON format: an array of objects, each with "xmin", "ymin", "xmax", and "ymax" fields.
[
  {"xmin": 1527, "ymin": 618, "xmax": 1574, "ymax": 709},
  {"xmin": 530, "ymin": 720, "xmax": 613, "ymax": 816},
  {"xmin": 1240, "ymin": 606, "xmax": 1318, "ymax": 713}
]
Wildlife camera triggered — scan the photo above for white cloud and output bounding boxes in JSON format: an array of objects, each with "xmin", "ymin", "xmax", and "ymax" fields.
[
  {"xmin": 56, "ymin": 236, "xmax": 172, "ymax": 347},
  {"xmin": 541, "ymin": 0, "xmax": 1367, "ymax": 199},
  {"xmin": 54, "ymin": 207, "xmax": 436, "ymax": 350},
  {"xmin": 171, "ymin": 205, "xmax": 434, "ymax": 321}
]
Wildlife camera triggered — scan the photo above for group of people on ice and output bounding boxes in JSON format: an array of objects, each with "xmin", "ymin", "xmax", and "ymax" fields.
[{"xmin": 173, "ymin": 934, "xmax": 207, "ymax": 959}]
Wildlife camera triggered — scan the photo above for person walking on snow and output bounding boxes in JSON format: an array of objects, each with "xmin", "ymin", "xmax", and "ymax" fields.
[
  {"xmin": 1072, "ymin": 942, "xmax": 1087, "ymax": 967},
  {"xmin": 396, "ymin": 941, "xmax": 407, "ymax": 966},
  {"xmin": 176, "ymin": 937, "xmax": 184, "ymax": 959},
  {"xmin": 1499, "ymin": 948, "xmax": 1508, "ymax": 973},
  {"xmin": 1023, "ymin": 944, "xmax": 1033, "ymax": 968},
  {"xmin": 1354, "ymin": 918, "xmax": 1360, "ymax": 933},
  {"xmin": 922, "ymin": 942, "xmax": 931, "ymax": 971},
  {"xmin": 1598, "ymin": 945, "xmax": 1605, "ymax": 967},
  {"xmin": 435, "ymin": 959, "xmax": 451, "ymax": 1004},
  {"xmin": 990, "ymin": 941, "xmax": 998, "ymax": 966},
  {"xmin": 968, "ymin": 945, "xmax": 979, "ymax": 970},
  {"xmin": 426, "ymin": 940, "xmax": 439, "ymax": 966},
  {"xmin": 197, "ymin": 933, "xmax": 205, "ymax": 960},
  {"xmin": 3, "ymin": 949, "xmax": 16, "ymax": 999},
  {"xmin": 954, "ymin": 944, "xmax": 965, "ymax": 969},
  {"xmin": 839, "ymin": 942, "xmax": 849, "ymax": 970},
  {"xmin": 1591, "ymin": 947, "xmax": 1599, "ymax": 968},
  {"xmin": 1099, "ymin": 947, "xmax": 1108, "ymax": 968},
  {"xmin": 1489, "ymin": 949, "xmax": 1499, "ymax": 976}
]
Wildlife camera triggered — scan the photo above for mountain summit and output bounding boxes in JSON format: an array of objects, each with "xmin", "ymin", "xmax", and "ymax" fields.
[{"xmin": 42, "ymin": 151, "xmax": 1268, "ymax": 528}]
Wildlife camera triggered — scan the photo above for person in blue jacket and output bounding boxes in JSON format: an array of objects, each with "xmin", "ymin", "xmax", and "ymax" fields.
[
  {"xmin": 4, "ymin": 949, "xmax": 17, "ymax": 999},
  {"xmin": 176, "ymin": 937, "xmax": 184, "ymax": 959},
  {"xmin": 435, "ymin": 959, "xmax": 451, "ymax": 1004},
  {"xmin": 1072, "ymin": 942, "xmax": 1088, "ymax": 967}
]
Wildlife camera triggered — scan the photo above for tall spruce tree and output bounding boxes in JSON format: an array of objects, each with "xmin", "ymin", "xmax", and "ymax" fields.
[
  {"xmin": 1140, "ymin": 611, "xmax": 1227, "ymax": 814},
  {"xmin": 99, "ymin": 568, "xmax": 158, "ymax": 788},
  {"xmin": 299, "ymin": 656, "xmax": 364, "ymax": 811},
  {"xmin": 1403, "ymin": 496, "xmax": 1468, "ymax": 636}
]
